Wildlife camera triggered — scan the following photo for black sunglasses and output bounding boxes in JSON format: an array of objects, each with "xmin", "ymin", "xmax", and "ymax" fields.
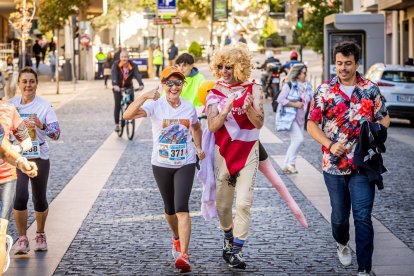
[
  {"xmin": 165, "ymin": 79, "xmax": 184, "ymax": 87},
  {"xmin": 217, "ymin": 64, "xmax": 233, "ymax": 70}
]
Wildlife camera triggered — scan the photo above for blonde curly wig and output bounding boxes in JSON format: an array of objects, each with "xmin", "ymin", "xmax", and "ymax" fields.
[{"xmin": 210, "ymin": 43, "xmax": 252, "ymax": 82}]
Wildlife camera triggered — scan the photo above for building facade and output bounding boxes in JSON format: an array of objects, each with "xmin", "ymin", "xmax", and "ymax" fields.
[{"xmin": 345, "ymin": 0, "xmax": 414, "ymax": 65}]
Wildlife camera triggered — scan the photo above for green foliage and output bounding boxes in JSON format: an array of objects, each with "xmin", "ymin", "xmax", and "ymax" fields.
[
  {"xmin": 297, "ymin": 0, "xmax": 342, "ymax": 53},
  {"xmin": 259, "ymin": 18, "xmax": 283, "ymax": 47},
  {"xmin": 262, "ymin": 17, "xmax": 277, "ymax": 38},
  {"xmin": 260, "ymin": 32, "xmax": 284, "ymax": 47},
  {"xmin": 178, "ymin": 0, "xmax": 209, "ymax": 24},
  {"xmin": 188, "ymin": 41, "xmax": 202, "ymax": 58},
  {"xmin": 38, "ymin": 0, "xmax": 88, "ymax": 31}
]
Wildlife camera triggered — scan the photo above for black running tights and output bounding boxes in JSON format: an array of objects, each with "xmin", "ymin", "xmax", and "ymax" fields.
[{"xmin": 152, "ymin": 164, "xmax": 196, "ymax": 215}]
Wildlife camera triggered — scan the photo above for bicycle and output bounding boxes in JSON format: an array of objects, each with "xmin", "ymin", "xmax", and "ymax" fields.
[{"xmin": 117, "ymin": 87, "xmax": 142, "ymax": 140}]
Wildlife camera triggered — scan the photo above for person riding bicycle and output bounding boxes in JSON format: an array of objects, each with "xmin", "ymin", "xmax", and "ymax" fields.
[{"xmin": 111, "ymin": 50, "xmax": 144, "ymax": 132}]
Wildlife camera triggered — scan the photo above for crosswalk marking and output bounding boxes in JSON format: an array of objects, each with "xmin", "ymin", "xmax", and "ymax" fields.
[{"xmin": 259, "ymin": 125, "xmax": 283, "ymax": 143}]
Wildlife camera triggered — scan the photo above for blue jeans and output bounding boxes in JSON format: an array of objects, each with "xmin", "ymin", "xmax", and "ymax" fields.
[{"xmin": 323, "ymin": 172, "xmax": 375, "ymax": 272}]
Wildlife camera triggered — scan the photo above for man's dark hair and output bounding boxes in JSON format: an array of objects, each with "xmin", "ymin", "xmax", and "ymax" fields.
[
  {"xmin": 334, "ymin": 41, "xmax": 361, "ymax": 63},
  {"xmin": 176, "ymin": 53, "xmax": 195, "ymax": 65}
]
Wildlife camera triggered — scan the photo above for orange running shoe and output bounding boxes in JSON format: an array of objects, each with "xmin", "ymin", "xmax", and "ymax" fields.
[
  {"xmin": 175, "ymin": 253, "xmax": 191, "ymax": 273},
  {"xmin": 172, "ymin": 238, "xmax": 181, "ymax": 259}
]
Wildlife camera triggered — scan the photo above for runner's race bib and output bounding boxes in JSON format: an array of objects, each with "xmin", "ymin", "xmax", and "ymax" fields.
[
  {"xmin": 158, "ymin": 143, "xmax": 187, "ymax": 165},
  {"xmin": 157, "ymin": 119, "xmax": 191, "ymax": 166},
  {"xmin": 20, "ymin": 114, "xmax": 40, "ymax": 158}
]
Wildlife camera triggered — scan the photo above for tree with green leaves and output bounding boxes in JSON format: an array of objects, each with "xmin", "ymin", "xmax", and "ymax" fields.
[
  {"xmin": 9, "ymin": 0, "xmax": 36, "ymax": 68},
  {"xmin": 37, "ymin": 0, "xmax": 88, "ymax": 93},
  {"xmin": 297, "ymin": 0, "xmax": 342, "ymax": 53}
]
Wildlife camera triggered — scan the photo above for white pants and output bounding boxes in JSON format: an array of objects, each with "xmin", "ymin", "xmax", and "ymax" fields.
[{"xmin": 283, "ymin": 121, "xmax": 304, "ymax": 168}]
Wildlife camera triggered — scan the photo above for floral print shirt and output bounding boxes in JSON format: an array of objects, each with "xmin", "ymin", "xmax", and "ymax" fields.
[{"xmin": 308, "ymin": 73, "xmax": 388, "ymax": 175}]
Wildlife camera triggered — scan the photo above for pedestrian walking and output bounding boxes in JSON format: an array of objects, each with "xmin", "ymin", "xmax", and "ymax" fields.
[
  {"xmin": 153, "ymin": 46, "xmax": 163, "ymax": 79},
  {"xmin": 95, "ymin": 47, "xmax": 107, "ymax": 79},
  {"xmin": 204, "ymin": 43, "xmax": 263, "ymax": 269},
  {"xmin": 32, "ymin": 41, "xmax": 42, "ymax": 70},
  {"xmin": 307, "ymin": 41, "xmax": 390, "ymax": 276},
  {"xmin": 4, "ymin": 56, "xmax": 17, "ymax": 99},
  {"xmin": 175, "ymin": 53, "xmax": 205, "ymax": 110},
  {"xmin": 9, "ymin": 67, "xmax": 61, "ymax": 255},
  {"xmin": 224, "ymin": 35, "xmax": 232, "ymax": 45},
  {"xmin": 103, "ymin": 52, "xmax": 113, "ymax": 88},
  {"xmin": 238, "ymin": 33, "xmax": 247, "ymax": 44},
  {"xmin": 48, "ymin": 38, "xmax": 56, "ymax": 52},
  {"xmin": 0, "ymin": 71, "xmax": 4, "ymax": 100},
  {"xmin": 276, "ymin": 63, "xmax": 313, "ymax": 174},
  {"xmin": 40, "ymin": 36, "xmax": 48, "ymax": 64},
  {"xmin": 18, "ymin": 49, "xmax": 32, "ymax": 70},
  {"xmin": 48, "ymin": 50, "xmax": 56, "ymax": 82},
  {"xmin": 0, "ymin": 95, "xmax": 38, "ymax": 273},
  {"xmin": 123, "ymin": 66, "xmax": 205, "ymax": 273},
  {"xmin": 168, "ymin": 40, "xmax": 179, "ymax": 66},
  {"xmin": 111, "ymin": 50, "xmax": 144, "ymax": 132}
]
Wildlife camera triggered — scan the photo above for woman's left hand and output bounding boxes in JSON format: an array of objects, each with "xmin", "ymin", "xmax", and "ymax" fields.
[
  {"xmin": 29, "ymin": 114, "xmax": 43, "ymax": 129},
  {"xmin": 243, "ymin": 94, "xmax": 254, "ymax": 111},
  {"xmin": 196, "ymin": 150, "xmax": 205, "ymax": 161}
]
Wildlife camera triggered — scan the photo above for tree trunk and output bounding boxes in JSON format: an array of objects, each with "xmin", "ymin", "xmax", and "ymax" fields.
[{"xmin": 56, "ymin": 28, "xmax": 60, "ymax": 94}]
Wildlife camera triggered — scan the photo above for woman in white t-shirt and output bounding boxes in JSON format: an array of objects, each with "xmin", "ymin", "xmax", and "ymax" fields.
[
  {"xmin": 8, "ymin": 67, "xmax": 61, "ymax": 255},
  {"xmin": 124, "ymin": 66, "xmax": 204, "ymax": 274}
]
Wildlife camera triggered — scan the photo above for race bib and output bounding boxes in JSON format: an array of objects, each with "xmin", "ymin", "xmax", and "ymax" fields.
[
  {"xmin": 22, "ymin": 140, "xmax": 40, "ymax": 158},
  {"xmin": 158, "ymin": 143, "xmax": 187, "ymax": 165},
  {"xmin": 20, "ymin": 113, "xmax": 40, "ymax": 158}
]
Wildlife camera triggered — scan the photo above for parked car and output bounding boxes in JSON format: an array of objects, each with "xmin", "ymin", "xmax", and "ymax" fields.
[{"xmin": 365, "ymin": 63, "xmax": 414, "ymax": 127}]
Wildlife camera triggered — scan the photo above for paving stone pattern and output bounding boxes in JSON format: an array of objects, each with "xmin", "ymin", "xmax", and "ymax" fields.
[{"xmin": 55, "ymin": 113, "xmax": 358, "ymax": 275}]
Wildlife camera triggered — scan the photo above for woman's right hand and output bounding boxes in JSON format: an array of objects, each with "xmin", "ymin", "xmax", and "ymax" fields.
[
  {"xmin": 223, "ymin": 95, "xmax": 236, "ymax": 115},
  {"xmin": 113, "ymin": 85, "xmax": 120, "ymax": 92},
  {"xmin": 143, "ymin": 88, "xmax": 160, "ymax": 101},
  {"xmin": 295, "ymin": 101, "xmax": 304, "ymax": 109},
  {"xmin": 18, "ymin": 158, "xmax": 38, "ymax": 178}
]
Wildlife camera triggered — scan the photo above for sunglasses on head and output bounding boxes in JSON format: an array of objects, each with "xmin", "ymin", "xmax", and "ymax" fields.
[
  {"xmin": 217, "ymin": 64, "xmax": 233, "ymax": 70},
  {"xmin": 164, "ymin": 79, "xmax": 184, "ymax": 87}
]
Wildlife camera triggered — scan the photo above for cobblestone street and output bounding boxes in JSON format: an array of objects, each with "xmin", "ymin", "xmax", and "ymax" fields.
[{"xmin": 6, "ymin": 61, "xmax": 414, "ymax": 275}]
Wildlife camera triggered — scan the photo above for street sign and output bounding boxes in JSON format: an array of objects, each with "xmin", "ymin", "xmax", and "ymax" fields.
[
  {"xmin": 79, "ymin": 35, "xmax": 90, "ymax": 46},
  {"xmin": 213, "ymin": 0, "xmax": 229, "ymax": 22},
  {"xmin": 153, "ymin": 17, "xmax": 182, "ymax": 25},
  {"xmin": 157, "ymin": 0, "xmax": 177, "ymax": 16}
]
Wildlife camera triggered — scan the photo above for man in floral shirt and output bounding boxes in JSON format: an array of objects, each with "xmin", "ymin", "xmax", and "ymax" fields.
[{"xmin": 307, "ymin": 42, "xmax": 390, "ymax": 276}]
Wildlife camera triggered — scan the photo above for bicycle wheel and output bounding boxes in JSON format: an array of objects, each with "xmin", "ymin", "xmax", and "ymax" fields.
[
  {"xmin": 126, "ymin": 118, "xmax": 135, "ymax": 140},
  {"xmin": 117, "ymin": 108, "xmax": 125, "ymax": 137}
]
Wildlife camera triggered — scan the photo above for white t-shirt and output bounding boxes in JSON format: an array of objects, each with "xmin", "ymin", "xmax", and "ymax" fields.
[
  {"xmin": 8, "ymin": 95, "xmax": 59, "ymax": 160},
  {"xmin": 142, "ymin": 97, "xmax": 198, "ymax": 168},
  {"xmin": 340, "ymin": 84, "xmax": 355, "ymax": 99}
]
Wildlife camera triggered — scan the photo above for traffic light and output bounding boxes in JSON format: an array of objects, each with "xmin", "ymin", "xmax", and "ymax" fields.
[
  {"xmin": 297, "ymin": 8, "xmax": 304, "ymax": 29},
  {"xmin": 72, "ymin": 16, "xmax": 79, "ymax": 38}
]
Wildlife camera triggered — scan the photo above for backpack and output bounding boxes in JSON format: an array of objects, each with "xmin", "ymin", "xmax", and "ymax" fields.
[{"xmin": 271, "ymin": 81, "xmax": 291, "ymax": 112}]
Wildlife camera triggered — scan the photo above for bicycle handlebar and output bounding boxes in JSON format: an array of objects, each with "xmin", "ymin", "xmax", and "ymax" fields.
[{"xmin": 120, "ymin": 86, "xmax": 143, "ymax": 93}]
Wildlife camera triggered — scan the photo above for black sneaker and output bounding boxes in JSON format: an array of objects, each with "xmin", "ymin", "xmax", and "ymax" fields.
[
  {"xmin": 229, "ymin": 252, "xmax": 246, "ymax": 269},
  {"xmin": 222, "ymin": 239, "xmax": 232, "ymax": 263}
]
